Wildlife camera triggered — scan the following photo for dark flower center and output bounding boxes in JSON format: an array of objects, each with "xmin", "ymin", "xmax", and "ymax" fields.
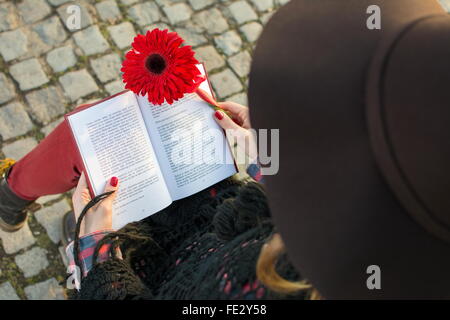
[{"xmin": 145, "ymin": 54, "xmax": 166, "ymax": 75}]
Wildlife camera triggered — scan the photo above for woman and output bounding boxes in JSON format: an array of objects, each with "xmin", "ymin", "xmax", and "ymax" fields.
[
  {"xmin": 2, "ymin": 0, "xmax": 450, "ymax": 299},
  {"xmin": 0, "ymin": 98, "xmax": 313, "ymax": 299},
  {"xmin": 64, "ymin": 0, "xmax": 450, "ymax": 299},
  {"xmin": 67, "ymin": 101, "xmax": 316, "ymax": 299}
]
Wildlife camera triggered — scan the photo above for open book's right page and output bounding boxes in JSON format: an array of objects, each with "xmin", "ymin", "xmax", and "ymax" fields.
[{"xmin": 137, "ymin": 69, "xmax": 237, "ymax": 200}]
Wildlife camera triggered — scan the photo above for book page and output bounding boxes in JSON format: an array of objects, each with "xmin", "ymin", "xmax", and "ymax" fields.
[
  {"xmin": 136, "ymin": 67, "xmax": 237, "ymax": 200},
  {"xmin": 67, "ymin": 92, "xmax": 172, "ymax": 229}
]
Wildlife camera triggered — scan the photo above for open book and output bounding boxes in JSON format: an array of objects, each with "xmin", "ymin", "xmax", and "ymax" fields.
[{"xmin": 66, "ymin": 64, "xmax": 237, "ymax": 229}]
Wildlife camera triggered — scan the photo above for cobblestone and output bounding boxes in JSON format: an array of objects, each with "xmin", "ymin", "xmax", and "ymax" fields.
[
  {"xmin": 0, "ymin": 3, "xmax": 19, "ymax": 32},
  {"xmin": 96, "ymin": 0, "xmax": 123, "ymax": 24},
  {"xmin": 240, "ymin": 22, "xmax": 263, "ymax": 43},
  {"xmin": 143, "ymin": 23, "xmax": 172, "ymax": 34},
  {"xmin": 228, "ymin": 50, "xmax": 252, "ymax": 78},
  {"xmin": 0, "ymin": 282, "xmax": 20, "ymax": 300},
  {"xmin": 41, "ymin": 118, "xmax": 64, "ymax": 136},
  {"xmin": 250, "ymin": 0, "xmax": 274, "ymax": 12},
  {"xmin": 228, "ymin": 92, "xmax": 248, "ymax": 106},
  {"xmin": 440, "ymin": 0, "xmax": 450, "ymax": 11},
  {"xmin": 34, "ymin": 200, "xmax": 71, "ymax": 244},
  {"xmin": 128, "ymin": 2, "xmax": 161, "ymax": 27},
  {"xmin": 0, "ymin": 102, "xmax": 34, "ymax": 140},
  {"xmin": 24, "ymin": 278, "xmax": 65, "ymax": 300},
  {"xmin": 163, "ymin": 3, "xmax": 193, "ymax": 25},
  {"xmin": 0, "ymin": 73, "xmax": 16, "ymax": 104},
  {"xmin": 214, "ymin": 30, "xmax": 242, "ymax": 56},
  {"xmin": 2, "ymin": 137, "xmax": 38, "ymax": 160},
  {"xmin": 15, "ymin": 247, "xmax": 49, "ymax": 278},
  {"xmin": 46, "ymin": 46, "xmax": 77, "ymax": 73},
  {"xmin": 189, "ymin": 0, "xmax": 214, "ymax": 11},
  {"xmin": 0, "ymin": 222, "xmax": 36, "ymax": 255},
  {"xmin": 10, "ymin": 59, "xmax": 49, "ymax": 91},
  {"xmin": 156, "ymin": 0, "xmax": 186, "ymax": 6},
  {"xmin": 48, "ymin": 0, "xmax": 72, "ymax": 6},
  {"xmin": 59, "ymin": 69, "xmax": 99, "ymax": 101},
  {"xmin": 32, "ymin": 16, "xmax": 67, "ymax": 47},
  {"xmin": 105, "ymin": 80, "xmax": 125, "ymax": 95},
  {"xmin": 26, "ymin": 86, "xmax": 67, "ymax": 124},
  {"xmin": 228, "ymin": 1, "xmax": 258, "ymax": 25},
  {"xmin": 195, "ymin": 45, "xmax": 225, "ymax": 71},
  {"xmin": 175, "ymin": 27, "xmax": 207, "ymax": 47},
  {"xmin": 36, "ymin": 194, "xmax": 62, "ymax": 206},
  {"xmin": 108, "ymin": 22, "xmax": 136, "ymax": 49},
  {"xmin": 74, "ymin": 25, "xmax": 109, "ymax": 56},
  {"xmin": 17, "ymin": 0, "xmax": 51, "ymax": 24},
  {"xmin": 193, "ymin": 8, "xmax": 229, "ymax": 35},
  {"xmin": 210, "ymin": 68, "xmax": 243, "ymax": 98},
  {"xmin": 91, "ymin": 53, "xmax": 122, "ymax": 83},
  {"xmin": 260, "ymin": 11, "xmax": 275, "ymax": 25},
  {"xmin": 0, "ymin": 28, "xmax": 28, "ymax": 62},
  {"xmin": 57, "ymin": 2, "xmax": 93, "ymax": 32},
  {"xmin": 120, "ymin": 0, "xmax": 139, "ymax": 5}
]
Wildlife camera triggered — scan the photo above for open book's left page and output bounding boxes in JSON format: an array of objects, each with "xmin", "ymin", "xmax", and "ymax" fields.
[
  {"xmin": 66, "ymin": 91, "xmax": 172, "ymax": 229},
  {"xmin": 136, "ymin": 66, "xmax": 237, "ymax": 201}
]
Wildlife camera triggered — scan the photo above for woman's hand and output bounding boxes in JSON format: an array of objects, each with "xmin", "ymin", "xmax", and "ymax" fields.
[
  {"xmin": 72, "ymin": 172, "xmax": 119, "ymax": 237},
  {"xmin": 213, "ymin": 101, "xmax": 258, "ymax": 163}
]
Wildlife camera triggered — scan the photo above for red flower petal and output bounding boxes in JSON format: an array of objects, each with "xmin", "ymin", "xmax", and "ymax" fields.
[{"xmin": 121, "ymin": 28, "xmax": 203, "ymax": 105}]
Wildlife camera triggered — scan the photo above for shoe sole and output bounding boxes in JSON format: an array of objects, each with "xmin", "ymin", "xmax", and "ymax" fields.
[
  {"xmin": 61, "ymin": 211, "xmax": 75, "ymax": 248},
  {"xmin": 0, "ymin": 213, "xmax": 27, "ymax": 233}
]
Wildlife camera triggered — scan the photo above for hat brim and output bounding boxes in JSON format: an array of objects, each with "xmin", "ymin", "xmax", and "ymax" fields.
[{"xmin": 249, "ymin": 0, "xmax": 450, "ymax": 298}]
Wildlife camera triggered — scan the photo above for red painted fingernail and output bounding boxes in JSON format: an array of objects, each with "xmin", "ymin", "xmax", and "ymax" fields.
[
  {"xmin": 110, "ymin": 177, "xmax": 118, "ymax": 187},
  {"xmin": 214, "ymin": 110, "xmax": 224, "ymax": 120}
]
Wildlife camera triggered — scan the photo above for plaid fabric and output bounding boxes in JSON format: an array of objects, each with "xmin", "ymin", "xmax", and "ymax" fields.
[
  {"xmin": 66, "ymin": 230, "xmax": 113, "ymax": 278},
  {"xmin": 247, "ymin": 163, "xmax": 264, "ymax": 183},
  {"xmin": 65, "ymin": 163, "xmax": 263, "ymax": 279}
]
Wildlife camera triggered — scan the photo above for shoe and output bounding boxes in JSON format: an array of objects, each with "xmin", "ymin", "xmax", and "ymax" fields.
[
  {"xmin": 0, "ymin": 162, "xmax": 33, "ymax": 233},
  {"xmin": 61, "ymin": 211, "xmax": 76, "ymax": 247}
]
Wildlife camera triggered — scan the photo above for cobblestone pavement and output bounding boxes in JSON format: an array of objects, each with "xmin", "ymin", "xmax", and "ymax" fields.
[
  {"xmin": 0, "ymin": 0, "xmax": 292, "ymax": 300},
  {"xmin": 1, "ymin": 0, "xmax": 449, "ymax": 301}
]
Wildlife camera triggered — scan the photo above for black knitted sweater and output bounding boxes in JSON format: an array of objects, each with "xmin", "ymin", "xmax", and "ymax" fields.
[{"xmin": 71, "ymin": 178, "xmax": 308, "ymax": 300}]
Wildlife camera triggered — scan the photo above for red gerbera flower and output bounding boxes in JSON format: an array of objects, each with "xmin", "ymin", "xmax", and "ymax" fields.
[{"xmin": 121, "ymin": 28, "xmax": 204, "ymax": 105}]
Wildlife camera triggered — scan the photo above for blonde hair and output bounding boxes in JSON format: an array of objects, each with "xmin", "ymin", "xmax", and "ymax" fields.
[{"xmin": 256, "ymin": 233, "xmax": 321, "ymax": 300}]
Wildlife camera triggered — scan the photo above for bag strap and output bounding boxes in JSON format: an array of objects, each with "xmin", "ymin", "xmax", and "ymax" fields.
[{"xmin": 73, "ymin": 191, "xmax": 115, "ymax": 278}]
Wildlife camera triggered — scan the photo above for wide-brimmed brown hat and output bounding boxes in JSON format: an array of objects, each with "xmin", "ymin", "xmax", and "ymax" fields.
[{"xmin": 249, "ymin": 0, "xmax": 450, "ymax": 299}]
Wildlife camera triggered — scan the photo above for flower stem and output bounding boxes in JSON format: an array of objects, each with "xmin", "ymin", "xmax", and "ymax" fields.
[{"xmin": 195, "ymin": 87, "xmax": 231, "ymax": 117}]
